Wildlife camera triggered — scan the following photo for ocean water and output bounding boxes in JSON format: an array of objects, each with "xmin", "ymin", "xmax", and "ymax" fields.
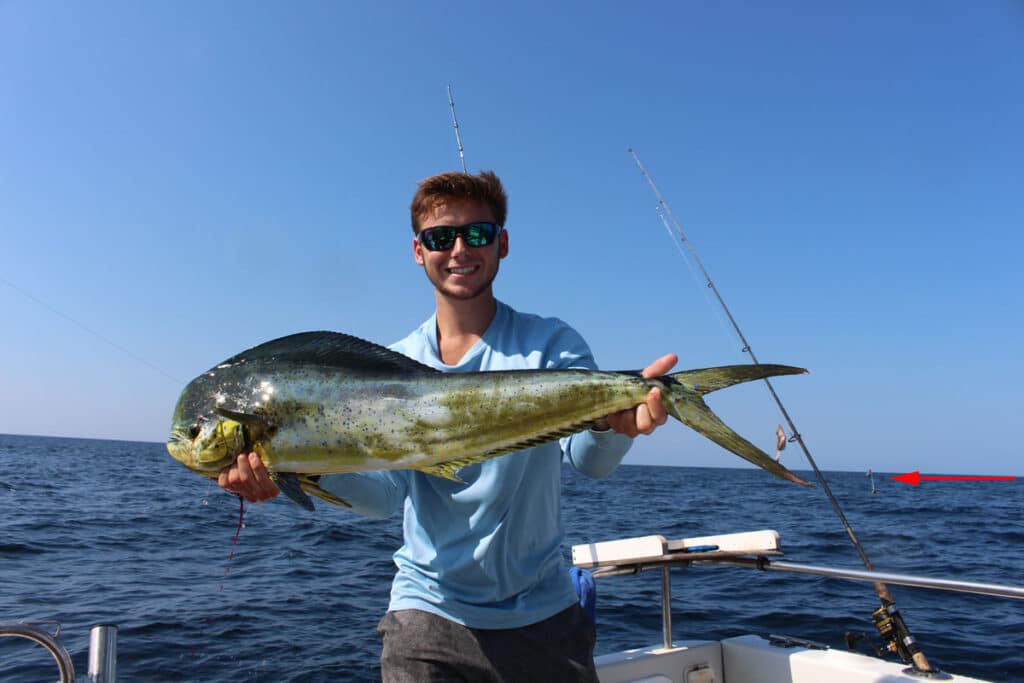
[{"xmin": 1, "ymin": 434, "xmax": 1021, "ymax": 682}]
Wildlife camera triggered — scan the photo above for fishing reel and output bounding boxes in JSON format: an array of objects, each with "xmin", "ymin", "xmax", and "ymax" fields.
[
  {"xmin": 870, "ymin": 602, "xmax": 952, "ymax": 678},
  {"xmin": 846, "ymin": 617, "xmax": 951, "ymax": 680},
  {"xmin": 872, "ymin": 601, "xmax": 918, "ymax": 663}
]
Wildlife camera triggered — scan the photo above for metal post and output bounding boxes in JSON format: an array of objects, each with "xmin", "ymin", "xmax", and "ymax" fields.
[
  {"xmin": 660, "ymin": 566, "xmax": 673, "ymax": 649},
  {"xmin": 88, "ymin": 624, "xmax": 117, "ymax": 682}
]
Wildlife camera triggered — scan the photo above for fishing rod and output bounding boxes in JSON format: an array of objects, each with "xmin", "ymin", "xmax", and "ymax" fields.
[
  {"xmin": 628, "ymin": 148, "xmax": 936, "ymax": 674},
  {"xmin": 447, "ymin": 84, "xmax": 468, "ymax": 173}
]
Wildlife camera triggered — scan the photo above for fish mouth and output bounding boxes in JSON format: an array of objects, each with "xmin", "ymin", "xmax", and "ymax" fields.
[
  {"xmin": 166, "ymin": 435, "xmax": 227, "ymax": 476},
  {"xmin": 167, "ymin": 425, "xmax": 204, "ymax": 470},
  {"xmin": 165, "ymin": 436, "xmax": 192, "ymax": 467}
]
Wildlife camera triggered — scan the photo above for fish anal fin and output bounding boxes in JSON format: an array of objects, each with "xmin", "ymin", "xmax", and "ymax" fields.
[
  {"xmin": 298, "ymin": 475, "xmax": 351, "ymax": 508},
  {"xmin": 416, "ymin": 419, "xmax": 603, "ymax": 483},
  {"xmin": 480, "ymin": 421, "xmax": 600, "ymax": 459},
  {"xmin": 417, "ymin": 462, "xmax": 467, "ymax": 483}
]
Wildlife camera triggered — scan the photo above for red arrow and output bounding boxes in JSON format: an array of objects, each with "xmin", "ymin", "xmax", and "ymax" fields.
[{"xmin": 892, "ymin": 470, "xmax": 1017, "ymax": 486}]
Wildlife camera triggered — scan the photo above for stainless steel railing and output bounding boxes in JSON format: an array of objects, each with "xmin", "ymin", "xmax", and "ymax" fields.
[{"xmin": 0, "ymin": 622, "xmax": 117, "ymax": 682}]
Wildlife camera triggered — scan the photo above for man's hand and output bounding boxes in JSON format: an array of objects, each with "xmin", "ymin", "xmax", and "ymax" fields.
[
  {"xmin": 218, "ymin": 452, "xmax": 280, "ymax": 503},
  {"xmin": 596, "ymin": 353, "xmax": 678, "ymax": 437}
]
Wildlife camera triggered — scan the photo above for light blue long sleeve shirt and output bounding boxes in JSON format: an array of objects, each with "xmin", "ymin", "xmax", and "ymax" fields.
[{"xmin": 320, "ymin": 300, "xmax": 632, "ymax": 628}]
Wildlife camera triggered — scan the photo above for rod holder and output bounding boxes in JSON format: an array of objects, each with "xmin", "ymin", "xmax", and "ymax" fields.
[{"xmin": 88, "ymin": 624, "xmax": 117, "ymax": 682}]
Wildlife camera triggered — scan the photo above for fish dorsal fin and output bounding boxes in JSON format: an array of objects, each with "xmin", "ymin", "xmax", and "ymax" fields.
[{"xmin": 217, "ymin": 331, "xmax": 439, "ymax": 375}]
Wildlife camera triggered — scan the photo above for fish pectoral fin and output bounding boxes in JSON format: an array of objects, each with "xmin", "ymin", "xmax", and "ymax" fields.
[
  {"xmin": 213, "ymin": 407, "xmax": 277, "ymax": 432},
  {"xmin": 298, "ymin": 475, "xmax": 352, "ymax": 508},
  {"xmin": 416, "ymin": 462, "xmax": 468, "ymax": 484},
  {"xmin": 271, "ymin": 471, "xmax": 316, "ymax": 511}
]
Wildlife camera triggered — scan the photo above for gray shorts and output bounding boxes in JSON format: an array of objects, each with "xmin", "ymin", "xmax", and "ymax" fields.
[{"xmin": 378, "ymin": 605, "xmax": 599, "ymax": 683}]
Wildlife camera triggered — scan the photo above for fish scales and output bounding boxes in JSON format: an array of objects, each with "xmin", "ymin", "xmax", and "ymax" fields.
[{"xmin": 212, "ymin": 368, "xmax": 643, "ymax": 472}]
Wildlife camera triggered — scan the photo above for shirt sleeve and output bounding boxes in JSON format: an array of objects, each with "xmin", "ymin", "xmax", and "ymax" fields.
[
  {"xmin": 564, "ymin": 428, "xmax": 633, "ymax": 479},
  {"xmin": 318, "ymin": 471, "xmax": 408, "ymax": 519},
  {"xmin": 545, "ymin": 320, "xmax": 634, "ymax": 478}
]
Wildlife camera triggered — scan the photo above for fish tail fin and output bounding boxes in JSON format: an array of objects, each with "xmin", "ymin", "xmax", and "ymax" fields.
[
  {"xmin": 661, "ymin": 364, "xmax": 813, "ymax": 487},
  {"xmin": 668, "ymin": 364, "xmax": 808, "ymax": 397}
]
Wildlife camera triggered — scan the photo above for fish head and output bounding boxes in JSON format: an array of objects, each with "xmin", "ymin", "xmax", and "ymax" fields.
[{"xmin": 167, "ymin": 414, "xmax": 247, "ymax": 475}]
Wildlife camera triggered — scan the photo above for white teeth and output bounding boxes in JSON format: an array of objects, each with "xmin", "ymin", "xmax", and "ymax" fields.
[{"xmin": 448, "ymin": 267, "xmax": 476, "ymax": 274}]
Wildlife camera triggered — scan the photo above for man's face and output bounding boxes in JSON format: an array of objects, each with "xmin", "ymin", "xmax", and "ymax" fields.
[{"xmin": 413, "ymin": 198, "xmax": 508, "ymax": 301}]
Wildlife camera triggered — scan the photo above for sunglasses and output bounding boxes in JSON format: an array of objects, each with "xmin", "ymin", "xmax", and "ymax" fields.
[{"xmin": 417, "ymin": 222, "xmax": 502, "ymax": 252}]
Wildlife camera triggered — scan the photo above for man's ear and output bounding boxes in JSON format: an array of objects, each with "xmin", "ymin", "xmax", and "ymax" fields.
[
  {"xmin": 413, "ymin": 237, "xmax": 425, "ymax": 265},
  {"xmin": 498, "ymin": 229, "xmax": 509, "ymax": 259}
]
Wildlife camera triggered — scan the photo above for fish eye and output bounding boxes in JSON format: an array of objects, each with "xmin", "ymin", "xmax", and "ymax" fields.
[{"xmin": 188, "ymin": 424, "xmax": 201, "ymax": 439}]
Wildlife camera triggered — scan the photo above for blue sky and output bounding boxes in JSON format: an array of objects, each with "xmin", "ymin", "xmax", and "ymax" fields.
[{"xmin": 2, "ymin": 2, "xmax": 1021, "ymax": 476}]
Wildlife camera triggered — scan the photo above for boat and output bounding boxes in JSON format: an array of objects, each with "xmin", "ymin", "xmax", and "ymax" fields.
[
  {"xmin": 5, "ymin": 526, "xmax": 1020, "ymax": 682},
  {"xmin": 581, "ymin": 529, "xmax": 1020, "ymax": 682}
]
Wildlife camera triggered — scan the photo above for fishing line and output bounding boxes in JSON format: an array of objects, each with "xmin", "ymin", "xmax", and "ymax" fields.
[
  {"xmin": 219, "ymin": 496, "xmax": 246, "ymax": 590},
  {"xmin": 628, "ymin": 148, "xmax": 936, "ymax": 673},
  {"xmin": 191, "ymin": 496, "xmax": 246, "ymax": 663},
  {"xmin": 654, "ymin": 206, "xmax": 738, "ymax": 348},
  {"xmin": 0, "ymin": 275, "xmax": 181, "ymax": 384}
]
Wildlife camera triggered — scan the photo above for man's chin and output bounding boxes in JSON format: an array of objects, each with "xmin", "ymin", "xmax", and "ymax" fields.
[
  {"xmin": 440, "ymin": 285, "xmax": 489, "ymax": 301},
  {"xmin": 433, "ymin": 274, "xmax": 497, "ymax": 302}
]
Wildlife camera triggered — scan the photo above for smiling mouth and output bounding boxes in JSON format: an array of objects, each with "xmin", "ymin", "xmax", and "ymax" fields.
[{"xmin": 447, "ymin": 266, "xmax": 478, "ymax": 275}]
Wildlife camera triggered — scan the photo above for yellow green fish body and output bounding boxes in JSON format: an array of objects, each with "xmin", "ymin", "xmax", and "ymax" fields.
[{"xmin": 167, "ymin": 332, "xmax": 810, "ymax": 509}]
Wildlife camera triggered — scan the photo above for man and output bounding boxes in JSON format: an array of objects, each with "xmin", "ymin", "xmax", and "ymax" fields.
[{"xmin": 220, "ymin": 170, "xmax": 676, "ymax": 681}]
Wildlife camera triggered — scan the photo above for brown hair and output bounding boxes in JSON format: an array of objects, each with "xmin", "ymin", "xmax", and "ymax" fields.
[{"xmin": 409, "ymin": 170, "xmax": 508, "ymax": 233}]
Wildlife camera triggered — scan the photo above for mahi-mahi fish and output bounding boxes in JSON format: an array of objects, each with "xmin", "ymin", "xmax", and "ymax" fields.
[{"xmin": 167, "ymin": 331, "xmax": 811, "ymax": 510}]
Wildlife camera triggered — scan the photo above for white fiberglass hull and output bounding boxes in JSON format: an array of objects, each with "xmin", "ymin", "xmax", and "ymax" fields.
[{"xmin": 596, "ymin": 635, "xmax": 989, "ymax": 683}]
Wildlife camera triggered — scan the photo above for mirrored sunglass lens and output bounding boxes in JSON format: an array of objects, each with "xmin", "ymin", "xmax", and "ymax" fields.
[
  {"xmin": 423, "ymin": 227, "xmax": 456, "ymax": 250},
  {"xmin": 466, "ymin": 224, "xmax": 493, "ymax": 245}
]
